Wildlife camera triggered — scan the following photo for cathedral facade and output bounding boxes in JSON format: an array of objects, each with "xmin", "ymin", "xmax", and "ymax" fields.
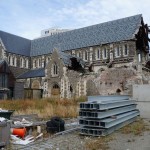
[{"xmin": 0, "ymin": 14, "xmax": 149, "ymax": 99}]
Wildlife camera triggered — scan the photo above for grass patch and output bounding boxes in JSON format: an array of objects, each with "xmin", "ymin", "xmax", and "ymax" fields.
[
  {"xmin": 0, "ymin": 97, "xmax": 87, "ymax": 119},
  {"xmin": 84, "ymin": 135, "xmax": 114, "ymax": 150},
  {"xmin": 120, "ymin": 118, "xmax": 150, "ymax": 135}
]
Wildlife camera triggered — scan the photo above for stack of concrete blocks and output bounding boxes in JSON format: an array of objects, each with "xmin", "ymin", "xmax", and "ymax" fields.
[{"xmin": 79, "ymin": 95, "xmax": 140, "ymax": 136}]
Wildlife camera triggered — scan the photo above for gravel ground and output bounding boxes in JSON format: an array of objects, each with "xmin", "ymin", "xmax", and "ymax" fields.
[
  {"xmin": 108, "ymin": 131, "xmax": 150, "ymax": 150},
  {"xmin": 8, "ymin": 118, "xmax": 150, "ymax": 150}
]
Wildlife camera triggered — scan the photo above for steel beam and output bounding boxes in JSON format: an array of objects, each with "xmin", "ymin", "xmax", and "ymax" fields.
[
  {"xmin": 79, "ymin": 104, "xmax": 137, "ymax": 119},
  {"xmin": 88, "ymin": 95, "xmax": 130, "ymax": 102},
  {"xmin": 80, "ymin": 117, "xmax": 137, "ymax": 136},
  {"xmin": 79, "ymin": 110, "xmax": 139, "ymax": 128},
  {"xmin": 80, "ymin": 100, "xmax": 136, "ymax": 110}
]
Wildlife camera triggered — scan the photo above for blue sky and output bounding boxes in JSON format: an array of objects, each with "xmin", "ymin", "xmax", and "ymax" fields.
[{"xmin": 0, "ymin": 0, "xmax": 150, "ymax": 39}]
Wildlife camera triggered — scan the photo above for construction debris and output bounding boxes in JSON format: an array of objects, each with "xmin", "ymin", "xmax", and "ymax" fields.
[
  {"xmin": 0, "ymin": 108, "xmax": 8, "ymax": 112},
  {"xmin": 79, "ymin": 95, "xmax": 140, "ymax": 136},
  {"xmin": 0, "ymin": 117, "xmax": 7, "ymax": 122},
  {"xmin": 11, "ymin": 135, "xmax": 34, "ymax": 145},
  {"xmin": 13, "ymin": 118, "xmax": 33, "ymax": 126},
  {"xmin": 10, "ymin": 133, "xmax": 43, "ymax": 145}
]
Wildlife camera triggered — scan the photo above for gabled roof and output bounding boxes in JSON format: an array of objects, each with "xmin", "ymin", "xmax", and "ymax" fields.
[
  {"xmin": 0, "ymin": 31, "xmax": 31, "ymax": 56},
  {"xmin": 30, "ymin": 14, "xmax": 142, "ymax": 56},
  {"xmin": 17, "ymin": 68, "xmax": 45, "ymax": 79}
]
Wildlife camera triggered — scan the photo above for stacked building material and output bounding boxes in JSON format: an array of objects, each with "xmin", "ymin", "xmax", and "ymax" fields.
[{"xmin": 79, "ymin": 95, "xmax": 140, "ymax": 136}]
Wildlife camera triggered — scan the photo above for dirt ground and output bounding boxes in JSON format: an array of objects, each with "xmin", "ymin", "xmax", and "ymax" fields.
[
  {"xmin": 107, "ymin": 118, "xmax": 150, "ymax": 150},
  {"xmin": 9, "ymin": 118, "xmax": 150, "ymax": 150}
]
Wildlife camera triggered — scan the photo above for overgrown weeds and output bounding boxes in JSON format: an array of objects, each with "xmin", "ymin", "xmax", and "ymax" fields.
[
  {"xmin": 0, "ymin": 97, "xmax": 87, "ymax": 119},
  {"xmin": 84, "ymin": 135, "xmax": 114, "ymax": 150},
  {"xmin": 120, "ymin": 118, "xmax": 150, "ymax": 135}
]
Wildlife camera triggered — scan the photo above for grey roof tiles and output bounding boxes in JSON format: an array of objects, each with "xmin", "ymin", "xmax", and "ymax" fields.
[
  {"xmin": 17, "ymin": 68, "xmax": 45, "ymax": 79},
  {"xmin": 0, "ymin": 14, "xmax": 142, "ymax": 57},
  {"xmin": 30, "ymin": 14, "xmax": 142, "ymax": 56},
  {"xmin": 0, "ymin": 31, "xmax": 31, "ymax": 56}
]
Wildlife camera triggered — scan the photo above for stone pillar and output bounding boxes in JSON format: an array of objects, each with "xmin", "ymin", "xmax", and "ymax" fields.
[
  {"xmin": 89, "ymin": 47, "xmax": 93, "ymax": 64},
  {"xmin": 60, "ymin": 78, "xmax": 64, "ymax": 98},
  {"xmin": 110, "ymin": 44, "xmax": 114, "ymax": 61},
  {"xmin": 83, "ymin": 80, "xmax": 87, "ymax": 96},
  {"xmin": 72, "ymin": 50, "xmax": 75, "ymax": 56},
  {"xmin": 0, "ymin": 38, "xmax": 7, "ymax": 60},
  {"xmin": 41, "ymin": 55, "xmax": 45, "ymax": 68},
  {"xmin": 77, "ymin": 81, "xmax": 81, "ymax": 97}
]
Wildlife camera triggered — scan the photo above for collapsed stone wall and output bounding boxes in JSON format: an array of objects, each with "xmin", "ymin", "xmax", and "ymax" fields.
[{"xmin": 86, "ymin": 66, "xmax": 147, "ymax": 96}]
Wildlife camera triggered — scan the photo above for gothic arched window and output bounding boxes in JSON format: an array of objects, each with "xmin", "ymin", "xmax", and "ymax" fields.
[
  {"xmin": 53, "ymin": 62, "xmax": 58, "ymax": 75},
  {"xmin": 20, "ymin": 58, "xmax": 24, "ymax": 68},
  {"xmin": 25, "ymin": 58, "xmax": 28, "ymax": 68}
]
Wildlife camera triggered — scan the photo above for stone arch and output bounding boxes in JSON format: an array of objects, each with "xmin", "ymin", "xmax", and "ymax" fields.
[
  {"xmin": 70, "ymin": 85, "xmax": 73, "ymax": 93},
  {"xmin": 116, "ymin": 88, "xmax": 121, "ymax": 95},
  {"xmin": 51, "ymin": 83, "xmax": 60, "ymax": 96},
  {"xmin": 69, "ymin": 84, "xmax": 74, "ymax": 98},
  {"xmin": 32, "ymin": 80, "xmax": 40, "ymax": 89}
]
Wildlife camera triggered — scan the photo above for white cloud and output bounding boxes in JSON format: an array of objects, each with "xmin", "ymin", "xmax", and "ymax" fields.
[{"xmin": 1, "ymin": 0, "xmax": 150, "ymax": 39}]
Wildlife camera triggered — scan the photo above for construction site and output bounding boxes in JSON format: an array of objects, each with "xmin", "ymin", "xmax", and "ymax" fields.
[{"xmin": 0, "ymin": 13, "xmax": 150, "ymax": 150}]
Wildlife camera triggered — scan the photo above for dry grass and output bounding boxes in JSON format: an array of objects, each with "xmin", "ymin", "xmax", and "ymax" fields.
[
  {"xmin": 84, "ymin": 136, "xmax": 114, "ymax": 150},
  {"xmin": 0, "ymin": 97, "xmax": 87, "ymax": 119},
  {"xmin": 120, "ymin": 118, "xmax": 150, "ymax": 135}
]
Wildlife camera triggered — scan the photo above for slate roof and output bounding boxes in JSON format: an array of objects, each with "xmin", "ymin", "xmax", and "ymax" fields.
[
  {"xmin": 30, "ymin": 14, "xmax": 142, "ymax": 56},
  {"xmin": 0, "ymin": 31, "xmax": 31, "ymax": 56},
  {"xmin": 0, "ymin": 14, "xmax": 142, "ymax": 57},
  {"xmin": 17, "ymin": 68, "xmax": 45, "ymax": 79}
]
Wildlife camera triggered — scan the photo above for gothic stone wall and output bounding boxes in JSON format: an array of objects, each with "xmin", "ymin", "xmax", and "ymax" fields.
[
  {"xmin": 45, "ymin": 50, "xmax": 64, "ymax": 98},
  {"xmin": 0, "ymin": 39, "xmax": 6, "ymax": 59},
  {"xmin": 5, "ymin": 52, "xmax": 30, "ymax": 77},
  {"xmin": 45, "ymin": 50, "xmax": 86, "ymax": 99}
]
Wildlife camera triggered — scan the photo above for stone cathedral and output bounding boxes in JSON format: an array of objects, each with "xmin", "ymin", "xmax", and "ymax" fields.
[{"xmin": 0, "ymin": 14, "xmax": 149, "ymax": 99}]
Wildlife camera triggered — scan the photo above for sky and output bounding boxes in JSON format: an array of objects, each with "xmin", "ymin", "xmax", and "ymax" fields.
[{"xmin": 0, "ymin": 0, "xmax": 150, "ymax": 39}]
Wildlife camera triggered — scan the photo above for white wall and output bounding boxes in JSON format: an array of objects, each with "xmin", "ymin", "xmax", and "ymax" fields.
[{"xmin": 132, "ymin": 84, "xmax": 150, "ymax": 118}]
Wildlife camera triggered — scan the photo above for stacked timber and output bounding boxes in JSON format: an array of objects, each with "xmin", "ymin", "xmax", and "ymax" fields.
[{"xmin": 79, "ymin": 95, "xmax": 140, "ymax": 136}]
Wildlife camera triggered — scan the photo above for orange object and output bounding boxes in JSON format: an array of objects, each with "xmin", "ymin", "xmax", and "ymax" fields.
[{"xmin": 11, "ymin": 128, "xmax": 26, "ymax": 138}]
